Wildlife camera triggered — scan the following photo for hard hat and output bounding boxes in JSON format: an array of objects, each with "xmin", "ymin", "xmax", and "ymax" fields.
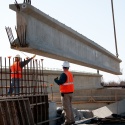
[
  {"xmin": 62, "ymin": 61, "xmax": 70, "ymax": 67},
  {"xmin": 15, "ymin": 54, "xmax": 20, "ymax": 58}
]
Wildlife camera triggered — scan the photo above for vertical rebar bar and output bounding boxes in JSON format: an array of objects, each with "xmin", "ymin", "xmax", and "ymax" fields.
[
  {"xmin": 32, "ymin": 59, "xmax": 35, "ymax": 95},
  {"xmin": 0, "ymin": 57, "xmax": 3, "ymax": 96},
  {"xmin": 14, "ymin": 57, "xmax": 16, "ymax": 96},
  {"xmin": 26, "ymin": 57, "xmax": 29, "ymax": 96},
  {"xmin": 21, "ymin": 57, "xmax": 23, "ymax": 96},
  {"xmin": 41, "ymin": 59, "xmax": 44, "ymax": 93},
  {"xmin": 5, "ymin": 57, "xmax": 8, "ymax": 96},
  {"xmin": 39, "ymin": 60, "xmax": 42, "ymax": 94},
  {"xmin": 38, "ymin": 60, "xmax": 40, "ymax": 94},
  {"xmin": 41, "ymin": 59, "xmax": 48, "ymax": 124},
  {"xmin": 39, "ymin": 60, "xmax": 43, "ymax": 123},
  {"xmin": 29, "ymin": 58, "xmax": 32, "ymax": 95},
  {"xmin": 8, "ymin": 56, "xmax": 11, "ymax": 97},
  {"xmin": 35, "ymin": 59, "xmax": 39, "ymax": 94},
  {"xmin": 23, "ymin": 58, "xmax": 26, "ymax": 95}
]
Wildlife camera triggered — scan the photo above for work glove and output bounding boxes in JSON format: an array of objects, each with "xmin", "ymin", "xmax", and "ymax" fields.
[
  {"xmin": 32, "ymin": 54, "xmax": 36, "ymax": 59},
  {"xmin": 54, "ymin": 77, "xmax": 58, "ymax": 80},
  {"xmin": 61, "ymin": 93, "xmax": 64, "ymax": 97}
]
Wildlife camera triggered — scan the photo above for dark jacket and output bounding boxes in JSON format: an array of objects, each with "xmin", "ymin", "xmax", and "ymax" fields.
[
  {"xmin": 20, "ymin": 57, "xmax": 33, "ymax": 68},
  {"xmin": 54, "ymin": 73, "xmax": 67, "ymax": 85}
]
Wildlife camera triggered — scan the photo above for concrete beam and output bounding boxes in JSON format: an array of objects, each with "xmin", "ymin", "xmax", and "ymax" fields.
[{"xmin": 9, "ymin": 4, "xmax": 122, "ymax": 75}]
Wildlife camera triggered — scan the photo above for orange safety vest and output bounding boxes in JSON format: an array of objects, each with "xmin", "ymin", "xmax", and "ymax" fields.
[
  {"xmin": 60, "ymin": 71, "xmax": 74, "ymax": 93},
  {"xmin": 11, "ymin": 62, "xmax": 22, "ymax": 78}
]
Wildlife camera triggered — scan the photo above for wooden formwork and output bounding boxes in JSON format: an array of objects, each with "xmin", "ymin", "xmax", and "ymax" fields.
[
  {"xmin": 26, "ymin": 94, "xmax": 49, "ymax": 125},
  {"xmin": 0, "ymin": 94, "xmax": 49, "ymax": 125},
  {"xmin": 0, "ymin": 98, "xmax": 34, "ymax": 125}
]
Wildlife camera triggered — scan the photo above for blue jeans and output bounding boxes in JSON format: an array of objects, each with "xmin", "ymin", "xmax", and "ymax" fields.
[{"xmin": 8, "ymin": 78, "xmax": 22, "ymax": 95}]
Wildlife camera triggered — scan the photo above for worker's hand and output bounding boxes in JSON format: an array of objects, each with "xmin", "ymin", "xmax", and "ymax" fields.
[
  {"xmin": 32, "ymin": 54, "xmax": 36, "ymax": 59},
  {"xmin": 54, "ymin": 77, "xmax": 58, "ymax": 80}
]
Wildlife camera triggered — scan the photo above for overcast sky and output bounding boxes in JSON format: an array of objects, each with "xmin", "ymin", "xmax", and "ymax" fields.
[{"xmin": 0, "ymin": 0, "xmax": 125, "ymax": 82}]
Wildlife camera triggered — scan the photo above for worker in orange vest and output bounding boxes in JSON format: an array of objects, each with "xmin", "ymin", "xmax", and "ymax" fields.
[
  {"xmin": 54, "ymin": 61, "xmax": 75, "ymax": 125},
  {"xmin": 8, "ymin": 54, "xmax": 36, "ymax": 95}
]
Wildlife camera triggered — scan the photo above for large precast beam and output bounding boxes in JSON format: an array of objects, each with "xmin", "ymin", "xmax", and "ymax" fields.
[{"xmin": 9, "ymin": 4, "xmax": 122, "ymax": 75}]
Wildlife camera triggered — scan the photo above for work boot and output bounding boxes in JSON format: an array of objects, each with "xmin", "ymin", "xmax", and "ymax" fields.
[
  {"xmin": 61, "ymin": 122, "xmax": 70, "ymax": 125},
  {"xmin": 70, "ymin": 121, "xmax": 75, "ymax": 125}
]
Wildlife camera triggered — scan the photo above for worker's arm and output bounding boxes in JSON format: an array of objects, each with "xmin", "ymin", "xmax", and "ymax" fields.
[
  {"xmin": 54, "ymin": 73, "xmax": 67, "ymax": 85},
  {"xmin": 20, "ymin": 54, "xmax": 36, "ymax": 68}
]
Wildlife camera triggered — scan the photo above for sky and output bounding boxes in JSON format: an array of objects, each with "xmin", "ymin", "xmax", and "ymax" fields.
[{"xmin": 0, "ymin": 0, "xmax": 125, "ymax": 83}]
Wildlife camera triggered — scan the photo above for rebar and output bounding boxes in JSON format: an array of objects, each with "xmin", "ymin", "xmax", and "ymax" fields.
[
  {"xmin": 0, "ymin": 57, "xmax": 49, "ymax": 125},
  {"xmin": 0, "ymin": 57, "xmax": 47, "ymax": 96}
]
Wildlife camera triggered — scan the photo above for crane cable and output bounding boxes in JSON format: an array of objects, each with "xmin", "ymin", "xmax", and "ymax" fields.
[
  {"xmin": 111, "ymin": 0, "xmax": 120, "ymax": 118},
  {"xmin": 111, "ymin": 0, "xmax": 119, "ymax": 58}
]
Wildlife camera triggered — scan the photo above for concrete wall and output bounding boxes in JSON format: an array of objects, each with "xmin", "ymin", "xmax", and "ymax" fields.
[
  {"xmin": 43, "ymin": 70, "xmax": 102, "ymax": 92},
  {"xmin": 49, "ymin": 101, "xmax": 57, "ymax": 125},
  {"xmin": 50, "ymin": 88, "xmax": 125, "ymax": 110}
]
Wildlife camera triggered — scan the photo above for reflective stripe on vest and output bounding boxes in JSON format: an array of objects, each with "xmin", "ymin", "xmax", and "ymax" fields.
[
  {"xmin": 11, "ymin": 62, "xmax": 22, "ymax": 78},
  {"xmin": 62, "ymin": 82, "xmax": 73, "ymax": 86},
  {"xmin": 60, "ymin": 71, "xmax": 74, "ymax": 93}
]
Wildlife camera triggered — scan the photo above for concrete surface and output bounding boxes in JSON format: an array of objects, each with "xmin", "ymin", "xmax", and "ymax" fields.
[
  {"xmin": 92, "ymin": 99, "xmax": 125, "ymax": 118},
  {"xmin": 9, "ymin": 3, "xmax": 122, "ymax": 75},
  {"xmin": 49, "ymin": 101, "xmax": 57, "ymax": 125}
]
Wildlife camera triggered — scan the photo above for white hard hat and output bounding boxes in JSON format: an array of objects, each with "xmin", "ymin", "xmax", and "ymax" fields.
[
  {"xmin": 62, "ymin": 61, "xmax": 70, "ymax": 67},
  {"xmin": 15, "ymin": 54, "xmax": 20, "ymax": 58}
]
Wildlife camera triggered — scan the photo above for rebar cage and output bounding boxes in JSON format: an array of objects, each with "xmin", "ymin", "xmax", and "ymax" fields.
[{"xmin": 0, "ymin": 57, "xmax": 49, "ymax": 125}]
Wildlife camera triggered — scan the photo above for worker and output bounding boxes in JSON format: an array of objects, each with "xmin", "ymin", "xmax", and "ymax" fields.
[
  {"xmin": 8, "ymin": 54, "xmax": 36, "ymax": 95},
  {"xmin": 54, "ymin": 61, "xmax": 75, "ymax": 125}
]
